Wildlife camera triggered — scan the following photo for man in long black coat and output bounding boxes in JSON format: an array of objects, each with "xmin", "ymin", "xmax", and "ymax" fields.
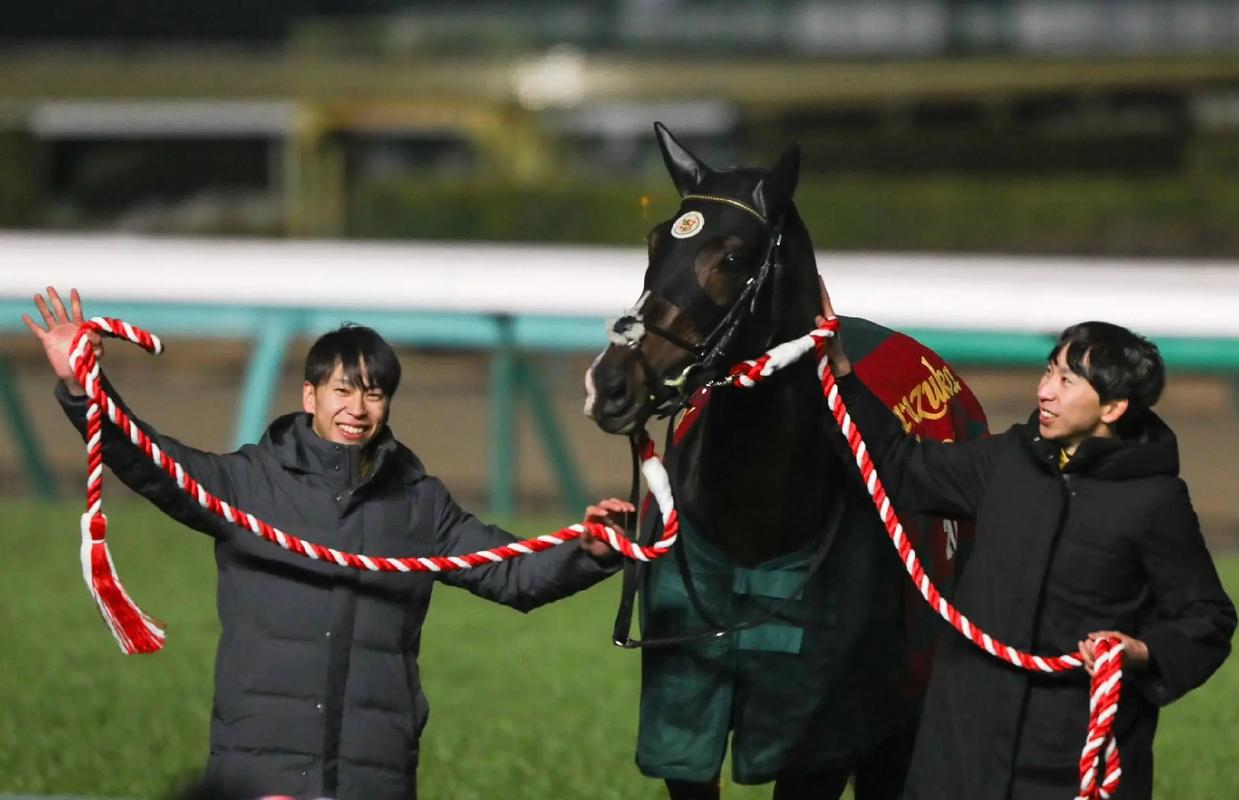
[
  {"xmin": 24, "ymin": 288, "xmax": 627, "ymax": 800},
  {"xmin": 818, "ymin": 283, "xmax": 1235, "ymax": 800}
]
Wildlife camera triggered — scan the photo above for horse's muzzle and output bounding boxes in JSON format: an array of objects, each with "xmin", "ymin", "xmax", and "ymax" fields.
[{"xmin": 585, "ymin": 350, "xmax": 648, "ymax": 435}]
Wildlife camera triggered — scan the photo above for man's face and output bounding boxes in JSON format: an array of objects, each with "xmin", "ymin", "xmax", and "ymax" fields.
[
  {"xmin": 302, "ymin": 360, "xmax": 390, "ymax": 446},
  {"xmin": 1036, "ymin": 348, "xmax": 1125, "ymax": 452}
]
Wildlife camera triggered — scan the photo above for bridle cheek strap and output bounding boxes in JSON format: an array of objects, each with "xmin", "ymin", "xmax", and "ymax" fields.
[{"xmin": 607, "ymin": 194, "xmax": 787, "ymax": 411}]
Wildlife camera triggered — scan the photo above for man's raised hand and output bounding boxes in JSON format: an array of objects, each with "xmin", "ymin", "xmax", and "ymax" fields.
[{"xmin": 21, "ymin": 287, "xmax": 102, "ymax": 395}]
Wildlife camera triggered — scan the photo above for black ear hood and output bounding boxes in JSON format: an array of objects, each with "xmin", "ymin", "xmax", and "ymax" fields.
[
  {"xmin": 655, "ymin": 121, "xmax": 713, "ymax": 197},
  {"xmin": 753, "ymin": 143, "xmax": 800, "ymax": 221}
]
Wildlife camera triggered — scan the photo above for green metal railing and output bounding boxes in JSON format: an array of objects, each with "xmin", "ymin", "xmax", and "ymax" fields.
[{"xmin": 3, "ymin": 298, "xmax": 1237, "ymax": 510}]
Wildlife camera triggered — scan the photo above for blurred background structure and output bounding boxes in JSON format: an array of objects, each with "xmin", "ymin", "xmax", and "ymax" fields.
[
  {"xmin": 2, "ymin": 0, "xmax": 1239, "ymax": 522},
  {"xmin": 6, "ymin": 1, "xmax": 1239, "ymax": 247}
]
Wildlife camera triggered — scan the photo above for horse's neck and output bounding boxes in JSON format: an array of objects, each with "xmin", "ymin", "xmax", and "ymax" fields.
[{"xmin": 675, "ymin": 360, "xmax": 830, "ymax": 566}]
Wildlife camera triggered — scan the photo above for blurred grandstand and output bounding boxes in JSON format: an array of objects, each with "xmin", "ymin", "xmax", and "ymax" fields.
[
  {"xmin": 1, "ymin": 1, "xmax": 1239, "ymax": 249},
  {"xmin": 1, "ymin": 2, "xmax": 1238, "ymax": 535}
]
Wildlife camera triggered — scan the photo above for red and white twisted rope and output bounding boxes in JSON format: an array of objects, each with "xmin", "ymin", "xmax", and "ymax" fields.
[
  {"xmin": 728, "ymin": 318, "xmax": 1122, "ymax": 800},
  {"xmin": 72, "ymin": 315, "xmax": 1123, "ymax": 798},
  {"xmin": 68, "ymin": 318, "xmax": 679, "ymax": 653}
]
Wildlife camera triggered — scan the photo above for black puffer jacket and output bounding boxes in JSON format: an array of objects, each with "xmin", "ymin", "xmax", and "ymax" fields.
[
  {"xmin": 836, "ymin": 374, "xmax": 1235, "ymax": 800},
  {"xmin": 58, "ymin": 381, "xmax": 618, "ymax": 799}
]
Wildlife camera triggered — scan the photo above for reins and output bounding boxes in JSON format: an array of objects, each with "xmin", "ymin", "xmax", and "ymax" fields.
[
  {"xmin": 607, "ymin": 201, "xmax": 785, "ymax": 416},
  {"xmin": 611, "ymin": 411, "xmax": 847, "ymax": 650}
]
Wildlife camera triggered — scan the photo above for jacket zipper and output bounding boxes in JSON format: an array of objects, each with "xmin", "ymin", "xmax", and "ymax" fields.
[{"xmin": 1004, "ymin": 466, "xmax": 1075, "ymax": 799}]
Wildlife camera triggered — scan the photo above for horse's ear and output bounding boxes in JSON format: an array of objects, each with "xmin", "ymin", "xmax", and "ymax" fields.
[
  {"xmin": 655, "ymin": 121, "xmax": 711, "ymax": 196},
  {"xmin": 754, "ymin": 143, "xmax": 800, "ymax": 220}
]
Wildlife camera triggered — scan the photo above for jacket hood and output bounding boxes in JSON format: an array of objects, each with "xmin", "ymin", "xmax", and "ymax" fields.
[
  {"xmin": 262, "ymin": 412, "xmax": 427, "ymax": 486},
  {"xmin": 1020, "ymin": 409, "xmax": 1180, "ymax": 480}
]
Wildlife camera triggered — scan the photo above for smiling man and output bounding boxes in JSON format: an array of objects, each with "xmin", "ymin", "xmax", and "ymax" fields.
[
  {"xmin": 301, "ymin": 326, "xmax": 398, "ymax": 448},
  {"xmin": 816, "ymin": 281, "xmax": 1235, "ymax": 800},
  {"xmin": 1036, "ymin": 329, "xmax": 1143, "ymax": 459},
  {"xmin": 25, "ymin": 288, "xmax": 627, "ymax": 800}
]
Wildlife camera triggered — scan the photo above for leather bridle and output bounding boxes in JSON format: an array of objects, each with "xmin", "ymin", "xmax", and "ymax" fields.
[{"xmin": 606, "ymin": 195, "xmax": 786, "ymax": 419}]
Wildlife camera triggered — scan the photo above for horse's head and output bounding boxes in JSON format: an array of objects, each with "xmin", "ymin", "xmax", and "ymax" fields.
[{"xmin": 585, "ymin": 123, "xmax": 820, "ymax": 435}]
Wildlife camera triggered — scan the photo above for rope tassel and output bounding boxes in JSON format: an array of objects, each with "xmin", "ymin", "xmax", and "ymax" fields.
[
  {"xmin": 72, "ymin": 319, "xmax": 168, "ymax": 655},
  {"xmin": 79, "ymin": 512, "xmax": 165, "ymax": 654}
]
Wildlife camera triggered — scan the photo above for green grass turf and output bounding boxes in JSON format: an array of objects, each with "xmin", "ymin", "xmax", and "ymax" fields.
[{"xmin": 1, "ymin": 498, "xmax": 1235, "ymax": 798}]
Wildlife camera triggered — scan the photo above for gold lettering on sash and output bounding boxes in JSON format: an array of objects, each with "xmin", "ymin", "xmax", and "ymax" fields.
[{"xmin": 889, "ymin": 357, "xmax": 963, "ymax": 432}]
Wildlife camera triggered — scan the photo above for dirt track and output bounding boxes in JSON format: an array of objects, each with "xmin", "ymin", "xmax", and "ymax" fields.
[{"xmin": 2, "ymin": 336, "xmax": 1235, "ymax": 551}]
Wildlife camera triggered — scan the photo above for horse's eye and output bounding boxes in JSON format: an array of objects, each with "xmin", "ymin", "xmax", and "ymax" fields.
[{"xmin": 720, "ymin": 252, "xmax": 741, "ymax": 269}]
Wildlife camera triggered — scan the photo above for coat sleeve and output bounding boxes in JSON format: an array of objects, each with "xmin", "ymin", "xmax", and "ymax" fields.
[
  {"xmin": 428, "ymin": 479, "xmax": 620, "ymax": 612},
  {"xmin": 1133, "ymin": 480, "xmax": 1236, "ymax": 706},
  {"xmin": 55, "ymin": 378, "xmax": 247, "ymax": 537},
  {"xmin": 836, "ymin": 372, "xmax": 1002, "ymax": 519}
]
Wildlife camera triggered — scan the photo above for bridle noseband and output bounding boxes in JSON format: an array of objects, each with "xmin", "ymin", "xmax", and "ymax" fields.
[{"xmin": 606, "ymin": 195, "xmax": 786, "ymax": 417}]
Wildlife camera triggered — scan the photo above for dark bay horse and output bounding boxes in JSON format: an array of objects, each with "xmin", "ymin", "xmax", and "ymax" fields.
[{"xmin": 586, "ymin": 124, "xmax": 988, "ymax": 799}]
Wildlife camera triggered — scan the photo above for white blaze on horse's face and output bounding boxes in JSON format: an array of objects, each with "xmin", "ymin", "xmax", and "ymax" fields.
[
  {"xmin": 585, "ymin": 290, "xmax": 652, "ymax": 419},
  {"xmin": 583, "ymin": 349, "xmax": 603, "ymax": 419},
  {"xmin": 585, "ymin": 291, "xmax": 664, "ymax": 434}
]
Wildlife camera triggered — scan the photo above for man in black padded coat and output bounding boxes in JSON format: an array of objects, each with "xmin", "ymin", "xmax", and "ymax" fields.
[
  {"xmin": 816, "ymin": 279, "xmax": 1234, "ymax": 800},
  {"xmin": 25, "ymin": 287, "xmax": 628, "ymax": 800}
]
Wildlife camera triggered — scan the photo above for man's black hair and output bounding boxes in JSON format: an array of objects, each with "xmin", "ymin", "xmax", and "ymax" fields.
[
  {"xmin": 1049, "ymin": 321, "xmax": 1165, "ymax": 436},
  {"xmin": 304, "ymin": 324, "xmax": 401, "ymax": 397}
]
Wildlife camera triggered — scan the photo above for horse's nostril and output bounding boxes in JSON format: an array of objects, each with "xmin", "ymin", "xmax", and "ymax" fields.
[
  {"xmin": 603, "ymin": 381, "xmax": 628, "ymax": 401},
  {"xmin": 597, "ymin": 370, "xmax": 628, "ymax": 399}
]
